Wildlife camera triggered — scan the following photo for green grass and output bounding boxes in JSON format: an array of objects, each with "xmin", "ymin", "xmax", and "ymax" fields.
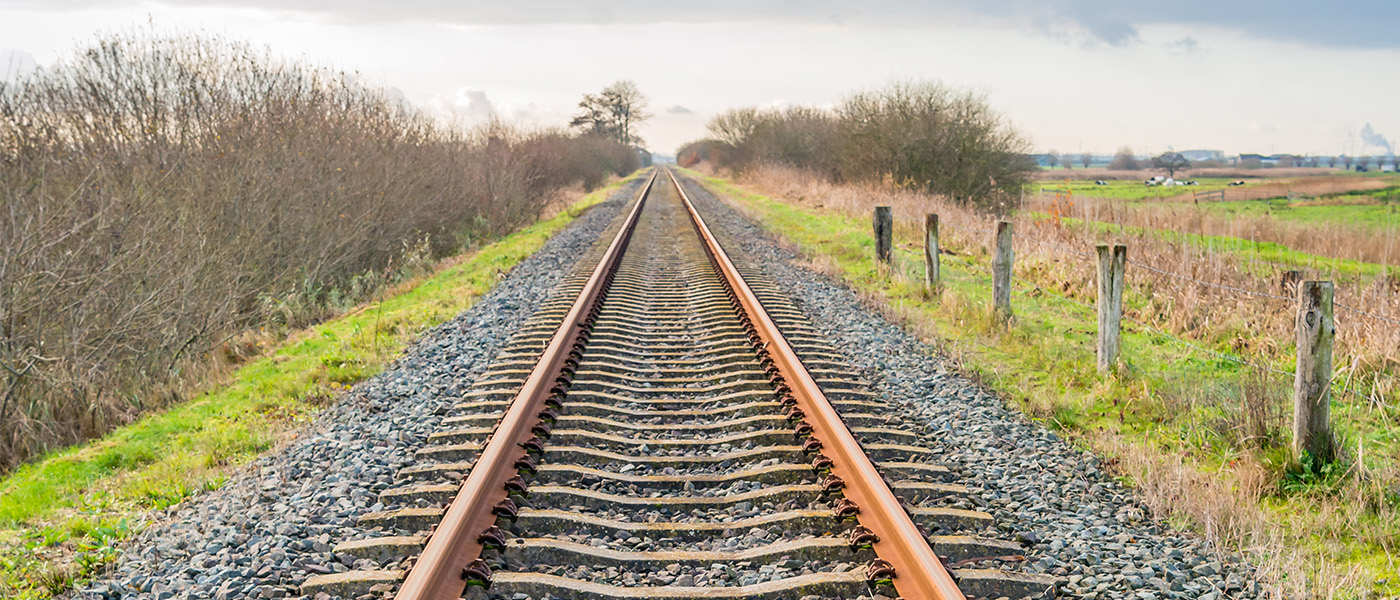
[
  {"xmin": 0, "ymin": 174, "xmax": 638, "ymax": 597},
  {"xmin": 687, "ymin": 169, "xmax": 1399, "ymax": 598},
  {"xmin": 1032, "ymin": 177, "xmax": 1237, "ymax": 201},
  {"xmin": 1190, "ymin": 195, "xmax": 1400, "ymax": 231}
]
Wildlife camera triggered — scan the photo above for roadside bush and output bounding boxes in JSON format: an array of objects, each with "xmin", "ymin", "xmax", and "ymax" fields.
[
  {"xmin": 0, "ymin": 31, "xmax": 634, "ymax": 470},
  {"xmin": 695, "ymin": 80, "xmax": 1032, "ymax": 210}
]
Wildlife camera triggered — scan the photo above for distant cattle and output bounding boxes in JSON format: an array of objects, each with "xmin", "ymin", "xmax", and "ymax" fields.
[
  {"xmin": 1228, "ymin": 180, "xmax": 1246, "ymax": 186},
  {"xmin": 1094, "ymin": 180, "xmax": 1108, "ymax": 185}
]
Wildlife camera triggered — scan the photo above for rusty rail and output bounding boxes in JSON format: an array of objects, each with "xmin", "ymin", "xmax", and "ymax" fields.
[
  {"xmin": 394, "ymin": 171, "xmax": 657, "ymax": 600},
  {"xmin": 666, "ymin": 168, "xmax": 966, "ymax": 600}
]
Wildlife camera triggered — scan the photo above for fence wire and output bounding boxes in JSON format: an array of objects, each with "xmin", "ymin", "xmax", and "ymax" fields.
[
  {"xmin": 909, "ymin": 212, "xmax": 1396, "ymax": 409},
  {"xmin": 935, "ymin": 215, "xmax": 1399, "ymax": 327}
]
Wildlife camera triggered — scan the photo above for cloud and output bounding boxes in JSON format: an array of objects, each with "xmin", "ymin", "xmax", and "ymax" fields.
[
  {"xmin": 666, "ymin": 105, "xmax": 693, "ymax": 115},
  {"xmin": 423, "ymin": 87, "xmax": 496, "ymax": 121},
  {"xmin": 1359, "ymin": 123, "xmax": 1392, "ymax": 153},
  {"xmin": 1166, "ymin": 36, "xmax": 1201, "ymax": 55},
  {"xmin": 454, "ymin": 88, "xmax": 495, "ymax": 120},
  {"xmin": 6, "ymin": 1, "xmax": 1400, "ymax": 50}
]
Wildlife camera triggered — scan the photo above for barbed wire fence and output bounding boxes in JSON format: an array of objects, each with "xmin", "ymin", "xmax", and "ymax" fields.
[{"xmin": 902, "ymin": 212, "xmax": 1396, "ymax": 414}]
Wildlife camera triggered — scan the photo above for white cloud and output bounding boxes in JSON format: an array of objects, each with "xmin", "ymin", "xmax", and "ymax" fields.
[
  {"xmin": 9, "ymin": 1, "xmax": 1397, "ymax": 49},
  {"xmin": 454, "ymin": 88, "xmax": 495, "ymax": 120},
  {"xmin": 1, "ymin": 5, "xmax": 1397, "ymax": 155},
  {"xmin": 1165, "ymin": 36, "xmax": 1202, "ymax": 55}
]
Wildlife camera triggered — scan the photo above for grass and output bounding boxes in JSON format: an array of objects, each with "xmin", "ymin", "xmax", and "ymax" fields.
[
  {"xmin": 687, "ymin": 168, "xmax": 1399, "ymax": 598},
  {"xmin": 1032, "ymin": 177, "xmax": 1237, "ymax": 201},
  {"xmin": 1191, "ymin": 195, "xmax": 1400, "ymax": 232},
  {"xmin": 0, "ymin": 175, "xmax": 636, "ymax": 598},
  {"xmin": 1044, "ymin": 214, "xmax": 1394, "ymax": 281}
]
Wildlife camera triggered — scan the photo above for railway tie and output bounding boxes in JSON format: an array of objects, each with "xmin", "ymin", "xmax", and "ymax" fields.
[{"xmin": 303, "ymin": 168, "xmax": 1056, "ymax": 600}]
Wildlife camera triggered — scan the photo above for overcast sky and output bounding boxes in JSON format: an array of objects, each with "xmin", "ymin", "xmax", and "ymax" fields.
[{"xmin": 3, "ymin": 1, "xmax": 1398, "ymax": 157}]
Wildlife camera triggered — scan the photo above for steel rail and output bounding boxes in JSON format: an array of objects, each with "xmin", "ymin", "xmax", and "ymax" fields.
[
  {"xmin": 395, "ymin": 170, "xmax": 657, "ymax": 600},
  {"xmin": 666, "ymin": 168, "xmax": 966, "ymax": 600}
]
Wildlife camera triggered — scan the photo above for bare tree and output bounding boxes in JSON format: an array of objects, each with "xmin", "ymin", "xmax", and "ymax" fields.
[
  {"xmin": 571, "ymin": 80, "xmax": 652, "ymax": 147},
  {"xmin": 1358, "ymin": 155, "xmax": 1372, "ymax": 170},
  {"xmin": 1081, "ymin": 152, "xmax": 1093, "ymax": 169},
  {"xmin": 1045, "ymin": 151, "xmax": 1060, "ymax": 169},
  {"xmin": 1342, "ymin": 155, "xmax": 1354, "ymax": 170},
  {"xmin": 1109, "ymin": 147, "xmax": 1141, "ymax": 170},
  {"xmin": 1328, "ymin": 155, "xmax": 1338, "ymax": 168},
  {"xmin": 697, "ymin": 80, "xmax": 1033, "ymax": 208},
  {"xmin": 1152, "ymin": 152, "xmax": 1190, "ymax": 178}
]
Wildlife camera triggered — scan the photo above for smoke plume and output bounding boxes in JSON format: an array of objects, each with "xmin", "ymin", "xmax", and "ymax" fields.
[{"xmin": 1359, "ymin": 123, "xmax": 1392, "ymax": 154}]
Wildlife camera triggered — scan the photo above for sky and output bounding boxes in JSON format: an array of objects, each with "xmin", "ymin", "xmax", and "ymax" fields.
[{"xmin": 2, "ymin": 1, "xmax": 1398, "ymax": 158}]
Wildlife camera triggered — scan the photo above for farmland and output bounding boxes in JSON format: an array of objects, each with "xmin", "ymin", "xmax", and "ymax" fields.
[
  {"xmin": 2, "ymin": 7, "xmax": 1397, "ymax": 599},
  {"xmin": 688, "ymin": 163, "xmax": 1400, "ymax": 597}
]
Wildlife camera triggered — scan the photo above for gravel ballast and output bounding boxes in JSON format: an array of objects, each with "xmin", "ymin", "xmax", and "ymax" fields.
[
  {"xmin": 81, "ymin": 180, "xmax": 640, "ymax": 600},
  {"xmin": 83, "ymin": 171, "xmax": 1260, "ymax": 600},
  {"xmin": 676, "ymin": 176, "xmax": 1262, "ymax": 600}
]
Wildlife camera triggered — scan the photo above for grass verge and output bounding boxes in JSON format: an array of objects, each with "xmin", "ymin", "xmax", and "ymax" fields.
[
  {"xmin": 687, "ymin": 169, "xmax": 1399, "ymax": 598},
  {"xmin": 0, "ymin": 175, "xmax": 637, "ymax": 598}
]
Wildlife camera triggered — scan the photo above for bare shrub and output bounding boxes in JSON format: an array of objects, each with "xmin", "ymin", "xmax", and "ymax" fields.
[
  {"xmin": 0, "ymin": 30, "xmax": 637, "ymax": 470},
  {"xmin": 696, "ymin": 80, "xmax": 1033, "ymax": 210}
]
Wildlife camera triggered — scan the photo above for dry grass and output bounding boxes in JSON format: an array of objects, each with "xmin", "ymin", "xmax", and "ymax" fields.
[
  {"xmin": 1025, "ymin": 191, "xmax": 1399, "ymax": 274},
  {"xmin": 0, "ymin": 30, "xmax": 638, "ymax": 471},
  {"xmin": 719, "ymin": 164, "xmax": 1400, "ymax": 597},
  {"xmin": 739, "ymin": 166, "xmax": 1399, "ymax": 408}
]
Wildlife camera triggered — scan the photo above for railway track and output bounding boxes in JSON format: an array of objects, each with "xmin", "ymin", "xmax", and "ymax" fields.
[{"xmin": 303, "ymin": 168, "xmax": 1055, "ymax": 600}]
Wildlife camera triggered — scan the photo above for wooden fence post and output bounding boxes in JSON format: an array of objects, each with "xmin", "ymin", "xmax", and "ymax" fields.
[
  {"xmin": 874, "ymin": 206, "xmax": 892, "ymax": 268},
  {"xmin": 924, "ymin": 214, "xmax": 940, "ymax": 292},
  {"xmin": 1096, "ymin": 244, "xmax": 1127, "ymax": 374},
  {"xmin": 1293, "ymin": 281, "xmax": 1336, "ymax": 466},
  {"xmin": 992, "ymin": 221, "xmax": 1014, "ymax": 323}
]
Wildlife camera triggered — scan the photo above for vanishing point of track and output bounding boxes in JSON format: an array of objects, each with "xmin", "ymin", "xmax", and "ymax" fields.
[{"xmin": 305, "ymin": 168, "xmax": 1055, "ymax": 600}]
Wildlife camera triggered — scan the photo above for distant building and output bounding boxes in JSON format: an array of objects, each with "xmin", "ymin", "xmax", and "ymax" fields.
[
  {"xmin": 1235, "ymin": 153, "xmax": 1301, "ymax": 167},
  {"xmin": 1179, "ymin": 149, "xmax": 1224, "ymax": 162}
]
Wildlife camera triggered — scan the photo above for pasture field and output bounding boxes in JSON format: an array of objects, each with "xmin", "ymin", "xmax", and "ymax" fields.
[
  {"xmin": 1031, "ymin": 177, "xmax": 1238, "ymax": 201},
  {"xmin": 1195, "ymin": 195, "xmax": 1400, "ymax": 231},
  {"xmin": 1054, "ymin": 216, "xmax": 1391, "ymax": 280},
  {"xmin": 1027, "ymin": 174, "xmax": 1400, "ymax": 269},
  {"xmin": 689, "ymin": 166, "xmax": 1400, "ymax": 598},
  {"xmin": 1033, "ymin": 173, "xmax": 1400, "ymax": 207}
]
